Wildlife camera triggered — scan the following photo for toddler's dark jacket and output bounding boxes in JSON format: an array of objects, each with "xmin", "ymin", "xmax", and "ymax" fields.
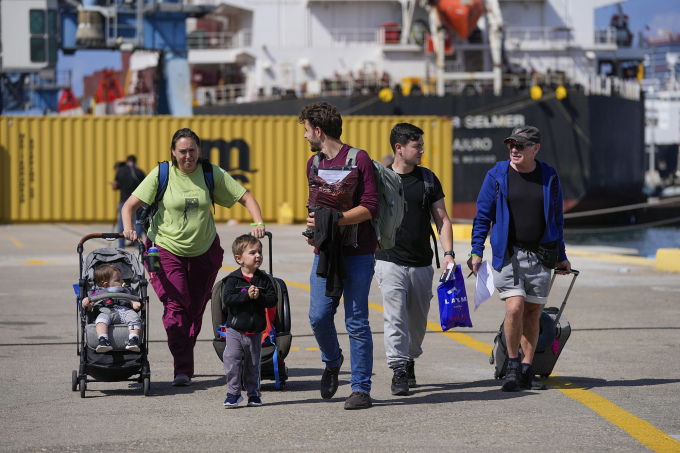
[{"xmin": 221, "ymin": 268, "xmax": 277, "ymax": 333}]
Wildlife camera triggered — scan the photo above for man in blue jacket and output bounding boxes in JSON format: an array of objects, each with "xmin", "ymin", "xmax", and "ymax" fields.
[{"xmin": 467, "ymin": 125, "xmax": 571, "ymax": 392}]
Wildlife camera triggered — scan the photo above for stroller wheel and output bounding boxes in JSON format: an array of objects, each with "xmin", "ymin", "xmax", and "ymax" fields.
[
  {"xmin": 143, "ymin": 377, "xmax": 150, "ymax": 397},
  {"xmin": 71, "ymin": 370, "xmax": 78, "ymax": 392},
  {"xmin": 79, "ymin": 378, "xmax": 87, "ymax": 398}
]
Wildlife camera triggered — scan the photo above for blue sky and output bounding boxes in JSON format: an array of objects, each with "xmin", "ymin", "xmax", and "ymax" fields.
[
  {"xmin": 58, "ymin": 0, "xmax": 680, "ymax": 97},
  {"xmin": 595, "ymin": 0, "xmax": 680, "ymax": 45},
  {"xmin": 58, "ymin": 49, "xmax": 123, "ymax": 98}
]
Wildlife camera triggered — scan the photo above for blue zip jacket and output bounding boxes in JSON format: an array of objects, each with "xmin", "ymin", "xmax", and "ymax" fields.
[{"xmin": 470, "ymin": 160, "xmax": 568, "ymax": 271}]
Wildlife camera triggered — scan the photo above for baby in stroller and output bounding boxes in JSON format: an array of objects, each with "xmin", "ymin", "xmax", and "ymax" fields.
[{"xmin": 82, "ymin": 264, "xmax": 142, "ymax": 353}]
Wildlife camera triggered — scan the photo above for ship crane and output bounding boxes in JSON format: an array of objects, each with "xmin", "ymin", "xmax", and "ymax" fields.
[
  {"xmin": 416, "ymin": 0, "xmax": 503, "ymax": 96},
  {"xmin": 0, "ymin": 0, "xmax": 213, "ymax": 116}
]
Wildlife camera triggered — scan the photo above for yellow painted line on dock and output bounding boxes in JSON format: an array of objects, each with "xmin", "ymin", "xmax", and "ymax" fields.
[
  {"xmin": 568, "ymin": 249, "xmax": 655, "ymax": 267},
  {"xmin": 286, "ymin": 281, "xmax": 311, "ymax": 290},
  {"xmin": 547, "ymin": 376, "xmax": 680, "ymax": 452},
  {"xmin": 15, "ymin": 259, "xmax": 61, "ymax": 265},
  {"xmin": 1, "ymin": 233, "xmax": 24, "ymax": 248},
  {"xmin": 308, "ymin": 284, "xmax": 679, "ymax": 452},
  {"xmin": 220, "ymin": 258, "xmax": 675, "ymax": 450}
]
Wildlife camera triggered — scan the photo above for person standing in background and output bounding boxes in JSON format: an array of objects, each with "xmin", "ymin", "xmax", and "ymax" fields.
[{"xmin": 112, "ymin": 155, "xmax": 145, "ymax": 248}]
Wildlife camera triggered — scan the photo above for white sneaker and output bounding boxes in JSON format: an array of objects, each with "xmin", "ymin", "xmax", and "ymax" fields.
[{"xmin": 171, "ymin": 374, "xmax": 191, "ymax": 387}]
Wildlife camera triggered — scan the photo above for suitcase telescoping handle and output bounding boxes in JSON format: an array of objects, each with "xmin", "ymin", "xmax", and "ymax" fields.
[
  {"xmin": 247, "ymin": 231, "xmax": 274, "ymax": 274},
  {"xmin": 263, "ymin": 231, "xmax": 273, "ymax": 275},
  {"xmin": 549, "ymin": 269, "xmax": 579, "ymax": 326}
]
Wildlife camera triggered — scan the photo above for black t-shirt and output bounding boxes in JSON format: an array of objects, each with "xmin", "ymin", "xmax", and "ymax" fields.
[
  {"xmin": 375, "ymin": 166, "xmax": 445, "ymax": 267},
  {"xmin": 507, "ymin": 164, "xmax": 545, "ymax": 247},
  {"xmin": 115, "ymin": 165, "xmax": 146, "ymax": 203}
]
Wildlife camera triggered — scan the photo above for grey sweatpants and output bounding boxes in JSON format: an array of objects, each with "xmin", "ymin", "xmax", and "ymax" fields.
[
  {"xmin": 375, "ymin": 260, "xmax": 434, "ymax": 369},
  {"xmin": 223, "ymin": 327, "xmax": 263, "ymax": 397}
]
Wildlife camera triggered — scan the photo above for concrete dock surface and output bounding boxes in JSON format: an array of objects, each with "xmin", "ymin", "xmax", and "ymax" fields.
[{"xmin": 1, "ymin": 223, "xmax": 679, "ymax": 452}]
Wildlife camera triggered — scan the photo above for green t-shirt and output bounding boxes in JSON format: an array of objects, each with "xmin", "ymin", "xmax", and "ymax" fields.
[{"xmin": 133, "ymin": 163, "xmax": 247, "ymax": 257}]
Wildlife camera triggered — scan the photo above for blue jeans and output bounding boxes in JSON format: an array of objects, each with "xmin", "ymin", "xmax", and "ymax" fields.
[
  {"xmin": 309, "ymin": 253, "xmax": 374, "ymax": 394},
  {"xmin": 118, "ymin": 201, "xmax": 144, "ymax": 248}
]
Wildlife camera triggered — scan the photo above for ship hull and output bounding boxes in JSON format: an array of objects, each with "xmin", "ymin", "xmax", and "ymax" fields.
[{"xmin": 196, "ymin": 89, "xmax": 646, "ymax": 225}]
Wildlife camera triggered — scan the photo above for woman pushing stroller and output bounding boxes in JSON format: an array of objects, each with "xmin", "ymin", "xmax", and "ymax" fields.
[{"xmin": 121, "ymin": 128, "xmax": 266, "ymax": 387}]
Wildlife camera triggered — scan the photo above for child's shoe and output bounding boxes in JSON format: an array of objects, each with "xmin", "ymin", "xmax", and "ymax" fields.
[
  {"xmin": 223, "ymin": 393, "xmax": 243, "ymax": 408},
  {"xmin": 96, "ymin": 337, "xmax": 113, "ymax": 353},
  {"xmin": 125, "ymin": 336, "xmax": 140, "ymax": 352},
  {"xmin": 247, "ymin": 396, "xmax": 263, "ymax": 407}
]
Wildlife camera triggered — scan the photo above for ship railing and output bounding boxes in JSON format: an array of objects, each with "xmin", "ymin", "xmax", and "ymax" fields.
[
  {"xmin": 309, "ymin": 26, "xmax": 430, "ymax": 47},
  {"xmin": 29, "ymin": 69, "xmax": 73, "ymax": 91},
  {"xmin": 111, "ymin": 94, "xmax": 155, "ymax": 115},
  {"xmin": 594, "ymin": 27, "xmax": 617, "ymax": 45},
  {"xmin": 326, "ymin": 28, "xmax": 385, "ymax": 47},
  {"xmin": 586, "ymin": 75, "xmax": 640, "ymax": 100},
  {"xmin": 504, "ymin": 26, "xmax": 573, "ymax": 50},
  {"xmin": 195, "ymin": 84, "xmax": 246, "ymax": 105},
  {"xmin": 187, "ymin": 30, "xmax": 253, "ymax": 49},
  {"xmin": 438, "ymin": 70, "xmax": 570, "ymax": 95}
]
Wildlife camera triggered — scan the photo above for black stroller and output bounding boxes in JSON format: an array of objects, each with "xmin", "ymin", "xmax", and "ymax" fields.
[
  {"xmin": 72, "ymin": 233, "xmax": 151, "ymax": 397},
  {"xmin": 210, "ymin": 232, "xmax": 292, "ymax": 389}
]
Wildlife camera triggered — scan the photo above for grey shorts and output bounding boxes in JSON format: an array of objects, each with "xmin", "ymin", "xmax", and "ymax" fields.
[
  {"xmin": 96, "ymin": 305, "xmax": 141, "ymax": 330},
  {"xmin": 493, "ymin": 246, "xmax": 551, "ymax": 304}
]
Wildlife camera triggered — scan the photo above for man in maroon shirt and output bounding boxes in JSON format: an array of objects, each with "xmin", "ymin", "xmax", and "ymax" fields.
[{"xmin": 300, "ymin": 102, "xmax": 379, "ymax": 410}]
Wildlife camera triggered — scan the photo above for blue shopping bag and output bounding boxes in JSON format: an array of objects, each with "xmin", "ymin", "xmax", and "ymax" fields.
[{"xmin": 437, "ymin": 264, "xmax": 473, "ymax": 331}]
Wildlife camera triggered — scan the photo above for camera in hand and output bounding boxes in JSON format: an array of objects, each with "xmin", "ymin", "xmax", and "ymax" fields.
[{"xmin": 302, "ymin": 230, "xmax": 314, "ymax": 239}]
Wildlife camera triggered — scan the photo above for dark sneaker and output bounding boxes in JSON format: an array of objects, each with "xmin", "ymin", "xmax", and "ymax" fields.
[
  {"xmin": 391, "ymin": 369, "xmax": 409, "ymax": 396},
  {"xmin": 247, "ymin": 396, "xmax": 263, "ymax": 407},
  {"xmin": 320, "ymin": 355, "xmax": 344, "ymax": 399},
  {"xmin": 406, "ymin": 360, "xmax": 416, "ymax": 387},
  {"xmin": 95, "ymin": 337, "xmax": 113, "ymax": 353},
  {"xmin": 520, "ymin": 366, "xmax": 548, "ymax": 390},
  {"xmin": 502, "ymin": 360, "xmax": 521, "ymax": 392},
  {"xmin": 171, "ymin": 374, "xmax": 191, "ymax": 387},
  {"xmin": 344, "ymin": 391, "xmax": 372, "ymax": 410},
  {"xmin": 125, "ymin": 337, "xmax": 140, "ymax": 352},
  {"xmin": 223, "ymin": 393, "xmax": 243, "ymax": 408}
]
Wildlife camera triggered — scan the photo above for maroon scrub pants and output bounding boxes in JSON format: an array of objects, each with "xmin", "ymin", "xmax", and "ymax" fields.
[{"xmin": 146, "ymin": 235, "xmax": 224, "ymax": 378}]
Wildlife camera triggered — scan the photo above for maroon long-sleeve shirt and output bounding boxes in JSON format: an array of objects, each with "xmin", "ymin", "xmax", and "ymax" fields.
[{"xmin": 306, "ymin": 144, "xmax": 379, "ymax": 256}]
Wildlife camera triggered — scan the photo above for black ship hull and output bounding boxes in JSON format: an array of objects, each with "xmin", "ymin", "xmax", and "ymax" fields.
[{"xmin": 196, "ymin": 89, "xmax": 646, "ymax": 226}]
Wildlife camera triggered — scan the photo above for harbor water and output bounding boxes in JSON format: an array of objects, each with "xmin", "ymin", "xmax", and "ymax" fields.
[{"xmin": 564, "ymin": 224, "xmax": 680, "ymax": 258}]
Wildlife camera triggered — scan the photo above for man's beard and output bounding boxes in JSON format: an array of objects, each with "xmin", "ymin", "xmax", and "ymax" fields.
[{"xmin": 309, "ymin": 140, "xmax": 322, "ymax": 152}]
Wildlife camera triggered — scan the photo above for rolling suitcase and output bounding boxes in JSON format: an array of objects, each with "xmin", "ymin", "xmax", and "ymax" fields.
[
  {"xmin": 210, "ymin": 232, "xmax": 292, "ymax": 389},
  {"xmin": 490, "ymin": 269, "xmax": 579, "ymax": 380}
]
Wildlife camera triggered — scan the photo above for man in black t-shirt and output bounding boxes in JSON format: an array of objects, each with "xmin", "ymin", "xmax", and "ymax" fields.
[
  {"xmin": 375, "ymin": 123, "xmax": 455, "ymax": 396},
  {"xmin": 112, "ymin": 155, "xmax": 145, "ymax": 248}
]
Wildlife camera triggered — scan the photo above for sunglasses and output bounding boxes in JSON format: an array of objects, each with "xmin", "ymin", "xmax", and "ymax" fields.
[{"xmin": 507, "ymin": 142, "xmax": 535, "ymax": 151}]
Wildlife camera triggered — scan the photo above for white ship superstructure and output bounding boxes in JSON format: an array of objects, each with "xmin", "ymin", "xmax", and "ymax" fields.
[{"xmin": 186, "ymin": 0, "xmax": 642, "ymax": 105}]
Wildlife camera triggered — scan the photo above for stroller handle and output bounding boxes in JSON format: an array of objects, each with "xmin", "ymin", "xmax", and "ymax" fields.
[
  {"xmin": 89, "ymin": 292, "xmax": 142, "ymax": 303},
  {"xmin": 79, "ymin": 233, "xmax": 144, "ymax": 247}
]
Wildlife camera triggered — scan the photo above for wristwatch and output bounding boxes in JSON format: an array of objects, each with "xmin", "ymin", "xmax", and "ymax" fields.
[{"xmin": 444, "ymin": 251, "xmax": 455, "ymax": 258}]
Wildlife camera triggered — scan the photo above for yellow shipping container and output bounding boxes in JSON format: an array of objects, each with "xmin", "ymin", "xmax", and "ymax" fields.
[{"xmin": 0, "ymin": 116, "xmax": 452, "ymax": 223}]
